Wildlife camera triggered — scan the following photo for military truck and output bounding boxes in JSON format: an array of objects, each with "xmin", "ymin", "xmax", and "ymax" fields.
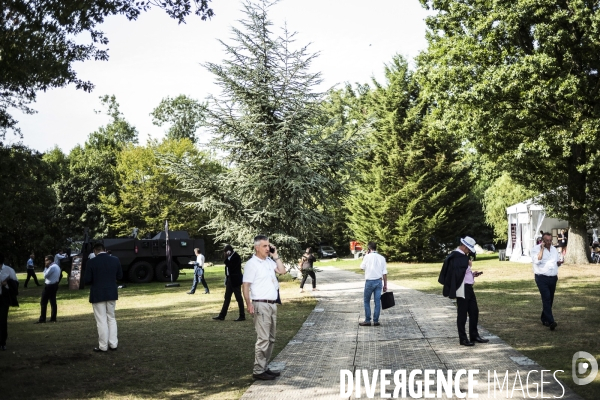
[{"xmin": 62, "ymin": 230, "xmax": 205, "ymax": 285}]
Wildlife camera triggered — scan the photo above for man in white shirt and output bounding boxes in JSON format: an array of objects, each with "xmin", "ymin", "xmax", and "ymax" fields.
[
  {"xmin": 187, "ymin": 248, "xmax": 209, "ymax": 294},
  {"xmin": 531, "ymin": 232, "xmax": 562, "ymax": 330},
  {"xmin": 36, "ymin": 255, "xmax": 61, "ymax": 323},
  {"xmin": 359, "ymin": 242, "xmax": 388, "ymax": 326},
  {"xmin": 242, "ymin": 235, "xmax": 287, "ymax": 380},
  {"xmin": 0, "ymin": 253, "xmax": 18, "ymax": 350}
]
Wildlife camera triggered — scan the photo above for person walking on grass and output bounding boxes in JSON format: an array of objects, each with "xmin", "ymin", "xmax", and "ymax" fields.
[
  {"xmin": 187, "ymin": 248, "xmax": 209, "ymax": 294},
  {"xmin": 24, "ymin": 254, "xmax": 40, "ymax": 288},
  {"xmin": 242, "ymin": 235, "xmax": 287, "ymax": 380},
  {"xmin": 531, "ymin": 232, "xmax": 561, "ymax": 331},
  {"xmin": 438, "ymin": 236, "xmax": 488, "ymax": 346},
  {"xmin": 298, "ymin": 247, "xmax": 317, "ymax": 293},
  {"xmin": 359, "ymin": 242, "xmax": 387, "ymax": 327},
  {"xmin": 213, "ymin": 244, "xmax": 245, "ymax": 321}
]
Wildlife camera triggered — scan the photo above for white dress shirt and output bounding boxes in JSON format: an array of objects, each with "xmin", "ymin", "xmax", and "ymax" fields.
[
  {"xmin": 0, "ymin": 264, "xmax": 18, "ymax": 295},
  {"xmin": 360, "ymin": 251, "xmax": 388, "ymax": 280},
  {"xmin": 531, "ymin": 244, "xmax": 560, "ymax": 276},
  {"xmin": 44, "ymin": 263, "xmax": 61, "ymax": 284}
]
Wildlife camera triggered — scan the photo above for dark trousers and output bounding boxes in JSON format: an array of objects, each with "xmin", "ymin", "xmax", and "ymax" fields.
[
  {"xmin": 535, "ymin": 274, "xmax": 558, "ymax": 324},
  {"xmin": 24, "ymin": 269, "xmax": 40, "ymax": 287},
  {"xmin": 39, "ymin": 283, "xmax": 59, "ymax": 322},
  {"xmin": 0, "ymin": 295, "xmax": 9, "ymax": 346},
  {"xmin": 190, "ymin": 270, "xmax": 209, "ymax": 293},
  {"xmin": 456, "ymin": 284, "xmax": 479, "ymax": 341},
  {"xmin": 300, "ymin": 271, "xmax": 316, "ymax": 289},
  {"xmin": 218, "ymin": 277, "xmax": 245, "ymax": 319}
]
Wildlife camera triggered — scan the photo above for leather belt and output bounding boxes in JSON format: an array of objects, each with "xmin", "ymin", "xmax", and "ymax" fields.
[{"xmin": 253, "ymin": 299, "xmax": 277, "ymax": 304}]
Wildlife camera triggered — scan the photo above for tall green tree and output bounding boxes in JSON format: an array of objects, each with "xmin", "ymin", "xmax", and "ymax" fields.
[
  {"xmin": 483, "ymin": 173, "xmax": 536, "ymax": 243},
  {"xmin": 418, "ymin": 0, "xmax": 600, "ymax": 263},
  {"xmin": 56, "ymin": 95, "xmax": 138, "ymax": 239},
  {"xmin": 1, "ymin": 0, "xmax": 214, "ymax": 138},
  {"xmin": 0, "ymin": 144, "xmax": 57, "ymax": 268},
  {"xmin": 100, "ymin": 138, "xmax": 222, "ymax": 241},
  {"xmin": 164, "ymin": 0, "xmax": 352, "ymax": 261},
  {"xmin": 345, "ymin": 55, "xmax": 473, "ymax": 261},
  {"xmin": 151, "ymin": 95, "xmax": 207, "ymax": 143}
]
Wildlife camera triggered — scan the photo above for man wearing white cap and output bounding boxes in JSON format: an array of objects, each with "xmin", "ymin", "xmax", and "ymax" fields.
[{"xmin": 438, "ymin": 236, "xmax": 488, "ymax": 346}]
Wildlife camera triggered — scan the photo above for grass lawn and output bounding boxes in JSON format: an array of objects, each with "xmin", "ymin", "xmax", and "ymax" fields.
[
  {"xmin": 327, "ymin": 254, "xmax": 600, "ymax": 400},
  {"xmin": 0, "ymin": 265, "xmax": 316, "ymax": 399}
]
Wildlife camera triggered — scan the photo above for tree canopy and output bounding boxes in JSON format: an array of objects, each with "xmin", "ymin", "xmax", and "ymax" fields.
[
  {"xmin": 418, "ymin": 0, "xmax": 600, "ymax": 263},
  {"xmin": 0, "ymin": 0, "xmax": 214, "ymax": 138},
  {"xmin": 151, "ymin": 95, "xmax": 207, "ymax": 143},
  {"xmin": 344, "ymin": 55, "xmax": 474, "ymax": 261},
  {"xmin": 164, "ymin": 0, "xmax": 353, "ymax": 261}
]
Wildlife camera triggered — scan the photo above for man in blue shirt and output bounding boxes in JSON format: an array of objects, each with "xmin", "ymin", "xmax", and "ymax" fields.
[
  {"xmin": 35, "ymin": 255, "xmax": 61, "ymax": 323},
  {"xmin": 24, "ymin": 254, "xmax": 40, "ymax": 288}
]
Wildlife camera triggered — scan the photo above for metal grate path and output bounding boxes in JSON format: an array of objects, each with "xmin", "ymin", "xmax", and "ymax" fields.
[{"xmin": 241, "ymin": 266, "xmax": 581, "ymax": 400}]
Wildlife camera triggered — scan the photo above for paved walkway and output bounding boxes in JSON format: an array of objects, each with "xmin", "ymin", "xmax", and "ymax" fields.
[{"xmin": 241, "ymin": 266, "xmax": 581, "ymax": 399}]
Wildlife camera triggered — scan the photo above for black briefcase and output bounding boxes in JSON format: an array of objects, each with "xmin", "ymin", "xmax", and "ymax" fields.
[{"xmin": 381, "ymin": 291, "xmax": 395, "ymax": 310}]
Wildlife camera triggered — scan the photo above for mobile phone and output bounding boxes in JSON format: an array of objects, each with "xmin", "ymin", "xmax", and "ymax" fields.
[{"xmin": 269, "ymin": 246, "xmax": 275, "ymax": 253}]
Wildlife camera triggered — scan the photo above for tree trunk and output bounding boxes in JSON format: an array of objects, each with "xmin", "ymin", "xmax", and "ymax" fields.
[
  {"xmin": 564, "ymin": 143, "xmax": 589, "ymax": 265},
  {"xmin": 564, "ymin": 226, "xmax": 590, "ymax": 265}
]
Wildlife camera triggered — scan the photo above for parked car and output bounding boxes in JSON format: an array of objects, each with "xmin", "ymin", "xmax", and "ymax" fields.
[{"xmin": 318, "ymin": 245, "xmax": 337, "ymax": 259}]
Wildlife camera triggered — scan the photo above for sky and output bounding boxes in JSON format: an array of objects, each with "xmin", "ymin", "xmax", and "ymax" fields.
[{"xmin": 9, "ymin": 0, "xmax": 431, "ymax": 153}]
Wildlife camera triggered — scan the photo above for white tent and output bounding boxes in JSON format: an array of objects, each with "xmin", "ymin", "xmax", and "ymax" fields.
[{"xmin": 505, "ymin": 199, "xmax": 568, "ymax": 263}]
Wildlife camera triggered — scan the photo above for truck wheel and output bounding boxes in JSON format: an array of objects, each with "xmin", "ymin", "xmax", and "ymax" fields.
[
  {"xmin": 155, "ymin": 261, "xmax": 180, "ymax": 282},
  {"xmin": 128, "ymin": 261, "xmax": 154, "ymax": 284}
]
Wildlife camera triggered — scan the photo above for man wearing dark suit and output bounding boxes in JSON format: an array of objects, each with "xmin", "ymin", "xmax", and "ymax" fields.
[
  {"xmin": 438, "ymin": 236, "xmax": 488, "ymax": 347},
  {"xmin": 84, "ymin": 242, "xmax": 123, "ymax": 353},
  {"xmin": 213, "ymin": 244, "xmax": 245, "ymax": 321}
]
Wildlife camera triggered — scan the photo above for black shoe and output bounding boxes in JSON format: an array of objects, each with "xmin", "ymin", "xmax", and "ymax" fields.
[
  {"xmin": 187, "ymin": 291, "xmax": 194, "ymax": 295},
  {"xmin": 460, "ymin": 339, "xmax": 475, "ymax": 346},
  {"xmin": 234, "ymin": 316, "xmax": 246, "ymax": 321},
  {"xmin": 549, "ymin": 322, "xmax": 557, "ymax": 331},
  {"xmin": 373, "ymin": 322, "xmax": 381, "ymax": 326},
  {"xmin": 109, "ymin": 347, "xmax": 117, "ymax": 351},
  {"xmin": 471, "ymin": 336, "xmax": 489, "ymax": 343},
  {"xmin": 265, "ymin": 369, "xmax": 281, "ymax": 377},
  {"xmin": 0, "ymin": 345, "xmax": 6, "ymax": 350},
  {"xmin": 359, "ymin": 321, "xmax": 371, "ymax": 326},
  {"xmin": 93, "ymin": 348, "xmax": 107, "ymax": 352},
  {"xmin": 204, "ymin": 290, "xmax": 210, "ymax": 294},
  {"xmin": 212, "ymin": 316, "xmax": 225, "ymax": 321},
  {"xmin": 542, "ymin": 321, "xmax": 550, "ymax": 327},
  {"xmin": 253, "ymin": 372, "xmax": 276, "ymax": 380}
]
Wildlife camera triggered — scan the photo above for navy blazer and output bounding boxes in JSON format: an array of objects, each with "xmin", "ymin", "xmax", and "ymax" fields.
[{"xmin": 84, "ymin": 253, "xmax": 123, "ymax": 303}]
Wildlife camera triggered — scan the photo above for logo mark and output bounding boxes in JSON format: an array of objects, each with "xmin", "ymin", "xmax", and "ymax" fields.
[{"xmin": 572, "ymin": 351, "xmax": 598, "ymax": 385}]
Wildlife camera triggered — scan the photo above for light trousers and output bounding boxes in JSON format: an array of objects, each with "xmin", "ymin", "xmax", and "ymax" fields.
[
  {"xmin": 93, "ymin": 301, "xmax": 118, "ymax": 351},
  {"xmin": 252, "ymin": 301, "xmax": 277, "ymax": 374}
]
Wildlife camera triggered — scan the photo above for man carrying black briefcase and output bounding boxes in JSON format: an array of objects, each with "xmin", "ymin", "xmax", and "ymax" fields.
[{"xmin": 359, "ymin": 242, "xmax": 388, "ymax": 327}]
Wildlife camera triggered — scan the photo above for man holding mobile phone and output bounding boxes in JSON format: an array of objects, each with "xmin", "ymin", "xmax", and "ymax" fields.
[
  {"xmin": 213, "ymin": 244, "xmax": 245, "ymax": 321},
  {"xmin": 242, "ymin": 235, "xmax": 287, "ymax": 380},
  {"xmin": 531, "ymin": 232, "xmax": 561, "ymax": 330},
  {"xmin": 438, "ymin": 236, "xmax": 488, "ymax": 346}
]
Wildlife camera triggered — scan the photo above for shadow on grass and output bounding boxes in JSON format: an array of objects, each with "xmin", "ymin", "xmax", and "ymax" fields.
[
  {"xmin": 1, "ymin": 274, "xmax": 317, "ymax": 400},
  {"xmin": 328, "ymin": 257, "xmax": 600, "ymax": 399}
]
